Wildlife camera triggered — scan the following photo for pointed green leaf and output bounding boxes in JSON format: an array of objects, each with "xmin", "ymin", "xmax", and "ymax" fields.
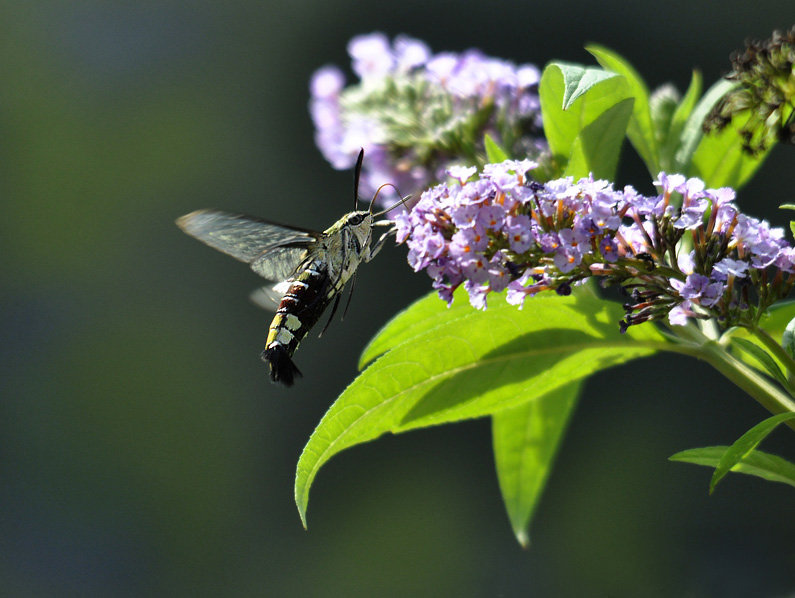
[
  {"xmin": 493, "ymin": 380, "xmax": 581, "ymax": 548},
  {"xmin": 557, "ymin": 63, "xmax": 620, "ymax": 109},
  {"xmin": 359, "ymin": 292, "xmax": 457, "ymax": 369},
  {"xmin": 564, "ymin": 97, "xmax": 633, "ymax": 180},
  {"xmin": 296, "ymin": 287, "xmax": 666, "ymax": 526},
  {"xmin": 587, "ymin": 45, "xmax": 659, "ymax": 175},
  {"xmin": 484, "ymin": 133, "xmax": 510, "ymax": 163},
  {"xmin": 730, "ymin": 337, "xmax": 789, "ymax": 388},
  {"xmin": 649, "ymin": 85, "xmax": 679, "ymax": 148},
  {"xmin": 750, "ymin": 300, "xmax": 795, "ymax": 339},
  {"xmin": 539, "ymin": 62, "xmax": 628, "ymax": 167},
  {"xmin": 722, "ymin": 301, "xmax": 795, "ymax": 379},
  {"xmin": 709, "ymin": 412, "xmax": 795, "ymax": 493},
  {"xmin": 675, "ymin": 78, "xmax": 736, "ymax": 176},
  {"xmin": 782, "ymin": 317, "xmax": 795, "ymax": 360},
  {"xmin": 663, "ymin": 70, "xmax": 703, "ymax": 172},
  {"xmin": 670, "ymin": 446, "xmax": 795, "ymax": 489},
  {"xmin": 690, "ymin": 114, "xmax": 772, "ymax": 189}
]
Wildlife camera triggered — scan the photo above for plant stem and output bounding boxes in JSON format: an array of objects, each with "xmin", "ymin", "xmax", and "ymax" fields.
[{"xmin": 668, "ymin": 325, "xmax": 795, "ymax": 430}]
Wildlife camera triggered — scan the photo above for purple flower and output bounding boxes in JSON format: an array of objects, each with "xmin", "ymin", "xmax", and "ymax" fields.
[
  {"xmin": 505, "ymin": 214, "xmax": 533, "ymax": 253},
  {"xmin": 712, "ymin": 257, "xmax": 750, "ymax": 280},
  {"xmin": 348, "ymin": 33, "xmax": 394, "ymax": 79},
  {"xmin": 399, "ymin": 163, "xmax": 795, "ymax": 331},
  {"xmin": 477, "ymin": 204, "xmax": 506, "ymax": 231},
  {"xmin": 671, "ymin": 274, "xmax": 725, "ymax": 307},
  {"xmin": 309, "ymin": 33, "xmax": 546, "ymax": 201},
  {"xmin": 451, "ymin": 227, "xmax": 489, "ymax": 254}
]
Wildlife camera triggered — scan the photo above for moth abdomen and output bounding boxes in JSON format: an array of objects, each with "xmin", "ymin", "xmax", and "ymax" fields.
[
  {"xmin": 261, "ymin": 344, "xmax": 302, "ymax": 386},
  {"xmin": 262, "ymin": 264, "xmax": 334, "ymax": 385}
]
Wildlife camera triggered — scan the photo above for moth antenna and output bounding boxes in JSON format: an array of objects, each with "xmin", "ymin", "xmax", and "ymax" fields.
[
  {"xmin": 353, "ymin": 149, "xmax": 364, "ymax": 210},
  {"xmin": 373, "ymin": 192, "xmax": 413, "ymax": 218},
  {"xmin": 368, "ymin": 181, "xmax": 409, "ymax": 214}
]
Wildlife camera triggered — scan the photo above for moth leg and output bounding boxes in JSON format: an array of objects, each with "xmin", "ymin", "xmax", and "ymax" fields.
[
  {"xmin": 366, "ymin": 222, "xmax": 396, "ymax": 262},
  {"xmin": 318, "ymin": 294, "xmax": 342, "ymax": 338}
]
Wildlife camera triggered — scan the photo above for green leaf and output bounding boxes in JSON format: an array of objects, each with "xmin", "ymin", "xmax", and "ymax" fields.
[
  {"xmin": 587, "ymin": 45, "xmax": 658, "ymax": 176},
  {"xmin": 564, "ymin": 97, "xmax": 633, "ymax": 180},
  {"xmin": 663, "ymin": 70, "xmax": 703, "ymax": 172},
  {"xmin": 783, "ymin": 317, "xmax": 795, "ymax": 360},
  {"xmin": 779, "ymin": 204, "xmax": 795, "ymax": 211},
  {"xmin": 730, "ymin": 337, "xmax": 789, "ymax": 388},
  {"xmin": 757, "ymin": 300, "xmax": 795, "ymax": 339},
  {"xmin": 675, "ymin": 78, "xmax": 736, "ymax": 177},
  {"xmin": 556, "ymin": 64, "xmax": 620, "ymax": 110},
  {"xmin": 690, "ymin": 114, "xmax": 772, "ymax": 189},
  {"xmin": 493, "ymin": 380, "xmax": 581, "ymax": 548},
  {"xmin": 709, "ymin": 412, "xmax": 795, "ymax": 493},
  {"xmin": 670, "ymin": 446, "xmax": 795, "ymax": 489},
  {"xmin": 539, "ymin": 62, "xmax": 630, "ymax": 178},
  {"xmin": 296, "ymin": 287, "xmax": 665, "ymax": 526},
  {"xmin": 724, "ymin": 301, "xmax": 795, "ymax": 378},
  {"xmin": 678, "ymin": 77, "xmax": 772, "ymax": 189},
  {"xmin": 484, "ymin": 133, "xmax": 509, "ymax": 163}
]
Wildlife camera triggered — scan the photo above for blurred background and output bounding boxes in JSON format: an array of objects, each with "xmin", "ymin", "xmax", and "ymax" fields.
[{"xmin": 2, "ymin": 1, "xmax": 794, "ymax": 596}]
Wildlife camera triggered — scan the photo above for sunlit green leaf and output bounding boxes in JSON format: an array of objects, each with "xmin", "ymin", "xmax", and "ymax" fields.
[
  {"xmin": 725, "ymin": 301, "xmax": 795, "ymax": 378},
  {"xmin": 663, "ymin": 70, "xmax": 702, "ymax": 172},
  {"xmin": 675, "ymin": 78, "xmax": 736, "ymax": 176},
  {"xmin": 484, "ymin": 133, "xmax": 510, "ymax": 163},
  {"xmin": 493, "ymin": 380, "xmax": 581, "ymax": 548},
  {"xmin": 587, "ymin": 45, "xmax": 658, "ymax": 175},
  {"xmin": 709, "ymin": 412, "xmax": 795, "ymax": 493},
  {"xmin": 539, "ymin": 62, "xmax": 629, "ymax": 175},
  {"xmin": 690, "ymin": 115, "xmax": 772, "ymax": 189},
  {"xmin": 730, "ymin": 337, "xmax": 789, "ymax": 388},
  {"xmin": 296, "ymin": 287, "xmax": 666, "ymax": 526},
  {"xmin": 670, "ymin": 446, "xmax": 795, "ymax": 489},
  {"xmin": 783, "ymin": 317, "xmax": 795, "ymax": 360},
  {"xmin": 564, "ymin": 97, "xmax": 633, "ymax": 180}
]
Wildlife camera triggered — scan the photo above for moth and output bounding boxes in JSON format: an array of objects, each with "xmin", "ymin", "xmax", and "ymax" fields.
[{"xmin": 176, "ymin": 151, "xmax": 401, "ymax": 386}]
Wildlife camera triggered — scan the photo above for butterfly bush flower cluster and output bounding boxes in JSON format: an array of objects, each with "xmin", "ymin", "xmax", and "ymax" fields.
[
  {"xmin": 310, "ymin": 32, "xmax": 546, "ymax": 201},
  {"xmin": 395, "ymin": 161, "xmax": 795, "ymax": 330}
]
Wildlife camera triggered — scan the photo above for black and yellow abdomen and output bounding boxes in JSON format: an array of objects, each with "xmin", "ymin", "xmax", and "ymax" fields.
[{"xmin": 261, "ymin": 263, "xmax": 337, "ymax": 385}]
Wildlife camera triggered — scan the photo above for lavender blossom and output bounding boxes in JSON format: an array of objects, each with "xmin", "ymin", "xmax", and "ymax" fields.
[
  {"xmin": 309, "ymin": 33, "xmax": 546, "ymax": 202},
  {"xmin": 398, "ymin": 161, "xmax": 795, "ymax": 331}
]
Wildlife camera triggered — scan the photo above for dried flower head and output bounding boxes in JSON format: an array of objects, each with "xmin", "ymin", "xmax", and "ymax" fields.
[{"xmin": 703, "ymin": 26, "xmax": 795, "ymax": 155}]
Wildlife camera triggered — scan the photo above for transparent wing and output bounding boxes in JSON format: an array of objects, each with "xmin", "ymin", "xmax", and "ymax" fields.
[
  {"xmin": 249, "ymin": 285, "xmax": 285, "ymax": 312},
  {"xmin": 250, "ymin": 246, "xmax": 312, "ymax": 281},
  {"xmin": 177, "ymin": 209, "xmax": 319, "ymax": 280}
]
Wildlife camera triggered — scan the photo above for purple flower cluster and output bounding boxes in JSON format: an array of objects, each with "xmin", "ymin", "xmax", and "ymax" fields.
[
  {"xmin": 310, "ymin": 33, "xmax": 545, "ymax": 201},
  {"xmin": 396, "ymin": 162, "xmax": 795, "ymax": 330}
]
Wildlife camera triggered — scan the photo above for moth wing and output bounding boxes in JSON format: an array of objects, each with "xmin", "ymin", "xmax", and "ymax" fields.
[
  {"xmin": 176, "ymin": 209, "xmax": 320, "ymax": 280},
  {"xmin": 250, "ymin": 246, "xmax": 311, "ymax": 281},
  {"xmin": 249, "ymin": 285, "xmax": 285, "ymax": 312}
]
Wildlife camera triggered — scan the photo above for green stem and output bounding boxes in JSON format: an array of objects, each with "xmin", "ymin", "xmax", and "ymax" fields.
[{"xmin": 665, "ymin": 325, "xmax": 795, "ymax": 429}]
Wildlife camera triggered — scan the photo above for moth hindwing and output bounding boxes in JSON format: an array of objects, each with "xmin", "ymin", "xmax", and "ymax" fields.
[{"xmin": 176, "ymin": 150, "xmax": 399, "ymax": 386}]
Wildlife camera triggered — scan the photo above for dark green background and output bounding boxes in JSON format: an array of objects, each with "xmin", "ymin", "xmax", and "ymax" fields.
[{"xmin": 2, "ymin": 2, "xmax": 794, "ymax": 596}]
